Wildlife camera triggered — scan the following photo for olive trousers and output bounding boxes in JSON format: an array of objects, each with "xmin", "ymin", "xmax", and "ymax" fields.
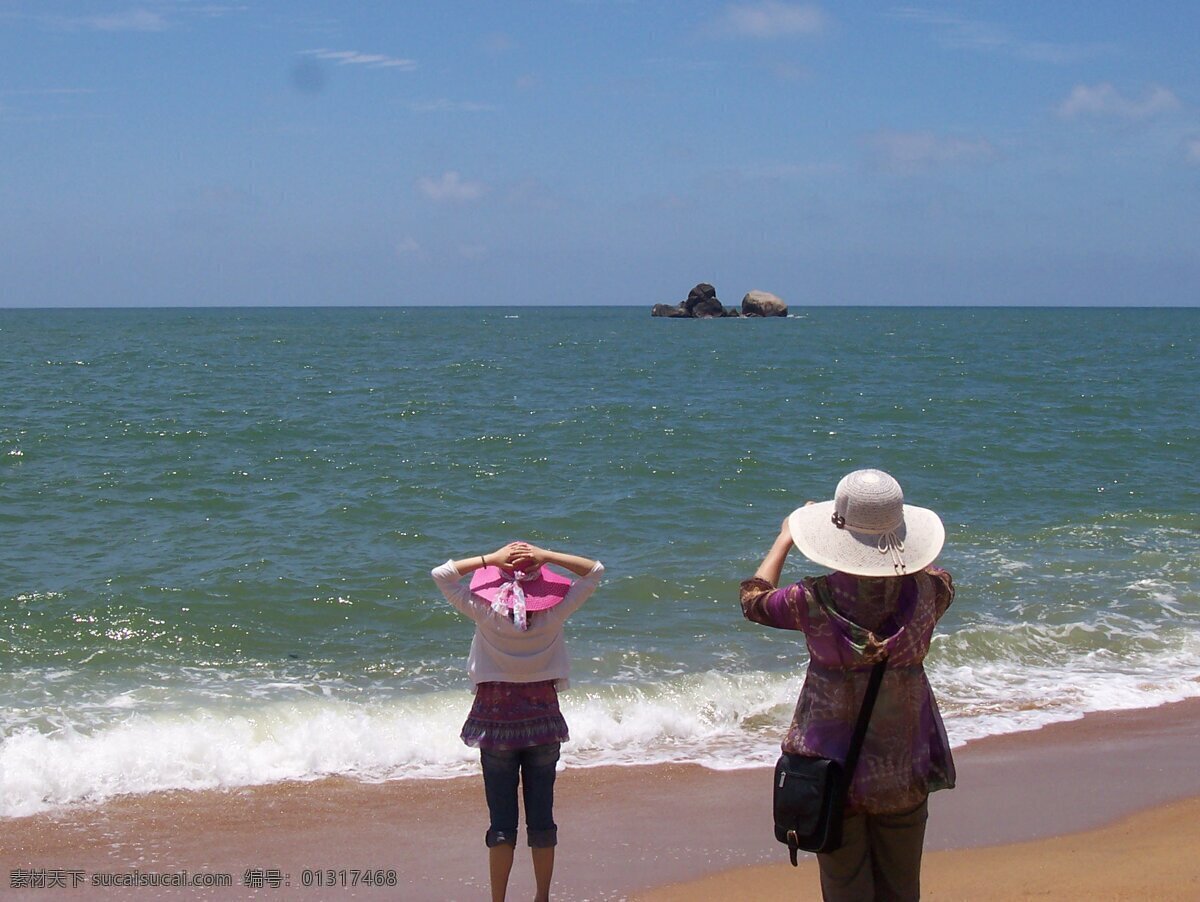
[{"xmin": 816, "ymin": 798, "xmax": 929, "ymax": 902}]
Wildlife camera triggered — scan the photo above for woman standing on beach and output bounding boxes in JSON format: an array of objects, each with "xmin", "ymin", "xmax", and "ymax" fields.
[
  {"xmin": 431, "ymin": 541, "xmax": 603, "ymax": 902},
  {"xmin": 741, "ymin": 469, "xmax": 956, "ymax": 901}
]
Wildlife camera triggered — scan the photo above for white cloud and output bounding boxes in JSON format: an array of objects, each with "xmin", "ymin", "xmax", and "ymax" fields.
[
  {"xmin": 416, "ymin": 171, "xmax": 486, "ymax": 203},
  {"xmin": 1057, "ymin": 83, "xmax": 1180, "ymax": 120},
  {"xmin": 407, "ymin": 99, "xmax": 498, "ymax": 113},
  {"xmin": 52, "ymin": 5, "xmax": 245, "ymax": 32},
  {"xmin": 770, "ymin": 61, "xmax": 811, "ymax": 81},
  {"xmin": 69, "ymin": 9, "xmax": 169, "ymax": 32},
  {"xmin": 505, "ymin": 178, "xmax": 561, "ymax": 212},
  {"xmin": 483, "ymin": 32, "xmax": 514, "ymax": 54},
  {"xmin": 715, "ymin": 2, "xmax": 827, "ymax": 38},
  {"xmin": 891, "ymin": 7, "xmax": 1109, "ymax": 64},
  {"xmin": 302, "ymin": 49, "xmax": 417, "ymax": 71},
  {"xmin": 869, "ymin": 129, "xmax": 995, "ymax": 173},
  {"xmin": 0, "ymin": 87, "xmax": 95, "ymax": 96},
  {"xmin": 743, "ymin": 160, "xmax": 847, "ymax": 179},
  {"xmin": 395, "ymin": 237, "xmax": 429, "ymax": 261},
  {"xmin": 0, "ymin": 86, "xmax": 98, "ymax": 122}
]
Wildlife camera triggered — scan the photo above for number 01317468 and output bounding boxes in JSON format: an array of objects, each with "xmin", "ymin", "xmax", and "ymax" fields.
[{"xmin": 300, "ymin": 869, "xmax": 398, "ymax": 888}]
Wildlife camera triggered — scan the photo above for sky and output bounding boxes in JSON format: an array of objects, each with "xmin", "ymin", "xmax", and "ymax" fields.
[{"xmin": 1, "ymin": 1, "xmax": 1198, "ymax": 307}]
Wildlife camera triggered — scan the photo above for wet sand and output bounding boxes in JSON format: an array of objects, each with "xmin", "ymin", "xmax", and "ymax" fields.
[{"xmin": 3, "ymin": 697, "xmax": 1200, "ymax": 900}]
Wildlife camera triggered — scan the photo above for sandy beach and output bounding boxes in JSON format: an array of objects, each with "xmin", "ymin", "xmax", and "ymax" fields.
[{"xmin": 4, "ymin": 697, "xmax": 1200, "ymax": 900}]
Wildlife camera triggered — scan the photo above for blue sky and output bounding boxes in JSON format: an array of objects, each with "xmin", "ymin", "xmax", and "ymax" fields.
[{"xmin": 2, "ymin": 1, "xmax": 1198, "ymax": 307}]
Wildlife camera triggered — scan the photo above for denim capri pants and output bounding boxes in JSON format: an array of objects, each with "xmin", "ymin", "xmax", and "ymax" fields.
[{"xmin": 480, "ymin": 743, "xmax": 560, "ymax": 848}]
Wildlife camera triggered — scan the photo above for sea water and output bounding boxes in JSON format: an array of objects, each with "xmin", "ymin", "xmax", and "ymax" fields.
[{"xmin": 1, "ymin": 306, "xmax": 1197, "ymax": 817}]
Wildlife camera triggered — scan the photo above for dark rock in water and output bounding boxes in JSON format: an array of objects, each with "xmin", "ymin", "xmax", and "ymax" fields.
[
  {"xmin": 681, "ymin": 283, "xmax": 718, "ymax": 316},
  {"xmin": 690, "ymin": 295, "xmax": 725, "ymax": 318},
  {"xmin": 723, "ymin": 306, "xmax": 743, "ymax": 317},
  {"xmin": 741, "ymin": 290, "xmax": 788, "ymax": 317},
  {"xmin": 663, "ymin": 282, "xmax": 724, "ymax": 318},
  {"xmin": 652, "ymin": 284, "xmax": 722, "ymax": 318}
]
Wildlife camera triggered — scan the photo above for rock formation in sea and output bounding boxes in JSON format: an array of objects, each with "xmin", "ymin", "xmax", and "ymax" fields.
[
  {"xmin": 741, "ymin": 290, "xmax": 788, "ymax": 317},
  {"xmin": 652, "ymin": 283, "xmax": 740, "ymax": 318},
  {"xmin": 651, "ymin": 284, "xmax": 784, "ymax": 318}
]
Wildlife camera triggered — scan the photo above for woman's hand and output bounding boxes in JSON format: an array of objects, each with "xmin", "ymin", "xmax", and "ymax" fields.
[
  {"xmin": 514, "ymin": 542, "xmax": 549, "ymax": 568},
  {"xmin": 519, "ymin": 544, "xmax": 599, "ymax": 578},
  {"xmin": 485, "ymin": 542, "xmax": 532, "ymax": 570},
  {"xmin": 450, "ymin": 542, "xmax": 547, "ymax": 577},
  {"xmin": 458, "ymin": 542, "xmax": 596, "ymax": 579}
]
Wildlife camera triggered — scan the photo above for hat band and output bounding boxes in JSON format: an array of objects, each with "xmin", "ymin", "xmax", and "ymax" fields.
[{"xmin": 830, "ymin": 510, "xmax": 904, "ymax": 535}]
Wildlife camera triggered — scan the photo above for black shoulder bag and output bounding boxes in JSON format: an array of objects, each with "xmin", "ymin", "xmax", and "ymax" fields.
[{"xmin": 773, "ymin": 656, "xmax": 888, "ymax": 863}]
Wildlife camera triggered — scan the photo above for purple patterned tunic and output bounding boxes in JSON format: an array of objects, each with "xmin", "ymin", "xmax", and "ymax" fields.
[
  {"xmin": 740, "ymin": 566, "xmax": 956, "ymax": 814},
  {"xmin": 460, "ymin": 679, "xmax": 570, "ymax": 751}
]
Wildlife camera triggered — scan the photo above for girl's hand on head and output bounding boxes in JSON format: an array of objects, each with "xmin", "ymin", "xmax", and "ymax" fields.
[
  {"xmin": 489, "ymin": 542, "xmax": 528, "ymax": 570},
  {"xmin": 514, "ymin": 542, "xmax": 548, "ymax": 568}
]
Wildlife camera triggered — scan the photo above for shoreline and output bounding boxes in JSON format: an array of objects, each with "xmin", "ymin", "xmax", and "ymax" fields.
[{"xmin": 3, "ymin": 697, "xmax": 1200, "ymax": 899}]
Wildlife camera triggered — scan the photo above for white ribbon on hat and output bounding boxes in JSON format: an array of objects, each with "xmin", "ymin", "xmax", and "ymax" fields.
[
  {"xmin": 492, "ymin": 569, "xmax": 538, "ymax": 630},
  {"xmin": 876, "ymin": 532, "xmax": 906, "ymax": 573},
  {"xmin": 832, "ymin": 507, "xmax": 908, "ymax": 574}
]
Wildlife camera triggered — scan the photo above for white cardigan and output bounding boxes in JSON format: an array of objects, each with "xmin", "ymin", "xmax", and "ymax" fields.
[{"xmin": 431, "ymin": 560, "xmax": 605, "ymax": 688}]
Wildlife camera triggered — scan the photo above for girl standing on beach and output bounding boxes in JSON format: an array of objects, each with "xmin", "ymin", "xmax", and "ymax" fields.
[
  {"xmin": 741, "ymin": 470, "xmax": 956, "ymax": 901},
  {"xmin": 432, "ymin": 541, "xmax": 604, "ymax": 902}
]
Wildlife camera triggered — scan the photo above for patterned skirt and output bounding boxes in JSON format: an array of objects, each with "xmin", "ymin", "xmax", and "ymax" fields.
[{"xmin": 461, "ymin": 680, "xmax": 570, "ymax": 750}]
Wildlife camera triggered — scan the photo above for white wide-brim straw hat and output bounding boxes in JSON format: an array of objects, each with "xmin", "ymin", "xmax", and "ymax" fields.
[{"xmin": 788, "ymin": 469, "xmax": 945, "ymax": 577}]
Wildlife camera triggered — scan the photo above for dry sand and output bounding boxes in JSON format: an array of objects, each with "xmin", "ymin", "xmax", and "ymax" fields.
[
  {"xmin": 639, "ymin": 796, "xmax": 1200, "ymax": 902},
  {"xmin": 3, "ymin": 697, "xmax": 1200, "ymax": 900}
]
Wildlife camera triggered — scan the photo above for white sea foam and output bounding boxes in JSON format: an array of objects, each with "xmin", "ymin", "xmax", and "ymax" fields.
[
  {"xmin": 4, "ymin": 635, "xmax": 1200, "ymax": 817},
  {"xmin": 0, "ymin": 694, "xmax": 477, "ymax": 818}
]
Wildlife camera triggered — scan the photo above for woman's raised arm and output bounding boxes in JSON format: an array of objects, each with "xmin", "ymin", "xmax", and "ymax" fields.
[
  {"xmin": 754, "ymin": 518, "xmax": 795, "ymax": 587},
  {"xmin": 518, "ymin": 543, "xmax": 598, "ymax": 578}
]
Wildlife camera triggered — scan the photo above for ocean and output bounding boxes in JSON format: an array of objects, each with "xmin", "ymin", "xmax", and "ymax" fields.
[{"xmin": 1, "ymin": 306, "xmax": 1197, "ymax": 818}]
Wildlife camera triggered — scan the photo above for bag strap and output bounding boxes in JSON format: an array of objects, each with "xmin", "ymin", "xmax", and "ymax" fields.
[{"xmin": 840, "ymin": 656, "xmax": 888, "ymax": 785}]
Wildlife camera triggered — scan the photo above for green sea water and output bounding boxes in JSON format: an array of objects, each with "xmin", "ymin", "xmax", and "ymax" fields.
[{"xmin": 1, "ymin": 306, "xmax": 1197, "ymax": 815}]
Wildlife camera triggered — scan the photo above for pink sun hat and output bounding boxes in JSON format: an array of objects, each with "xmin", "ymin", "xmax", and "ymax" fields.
[{"xmin": 470, "ymin": 564, "xmax": 573, "ymax": 612}]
